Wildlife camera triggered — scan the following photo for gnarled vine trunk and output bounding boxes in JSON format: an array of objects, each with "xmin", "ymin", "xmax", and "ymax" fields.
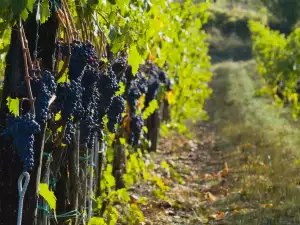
[{"xmin": 0, "ymin": 11, "xmax": 58, "ymax": 225}]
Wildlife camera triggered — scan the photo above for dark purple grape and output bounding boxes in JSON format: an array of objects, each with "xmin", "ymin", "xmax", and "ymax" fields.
[
  {"xmin": 128, "ymin": 115, "xmax": 143, "ymax": 146},
  {"xmin": 2, "ymin": 113, "xmax": 41, "ymax": 171},
  {"xmin": 107, "ymin": 95, "xmax": 125, "ymax": 133}
]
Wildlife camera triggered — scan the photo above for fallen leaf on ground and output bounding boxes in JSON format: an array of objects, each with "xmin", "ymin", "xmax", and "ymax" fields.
[
  {"xmin": 209, "ymin": 211, "xmax": 224, "ymax": 220},
  {"xmin": 200, "ymin": 173, "xmax": 214, "ymax": 179},
  {"xmin": 263, "ymin": 203, "xmax": 273, "ymax": 208},
  {"xmin": 233, "ymin": 209, "xmax": 239, "ymax": 215},
  {"xmin": 205, "ymin": 192, "xmax": 217, "ymax": 202}
]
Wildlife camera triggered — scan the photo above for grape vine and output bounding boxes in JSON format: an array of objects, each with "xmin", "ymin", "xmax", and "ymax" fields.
[{"xmin": 0, "ymin": 0, "xmax": 212, "ymax": 224}]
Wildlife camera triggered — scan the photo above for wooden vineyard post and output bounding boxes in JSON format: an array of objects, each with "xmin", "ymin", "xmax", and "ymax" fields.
[
  {"xmin": 146, "ymin": 107, "xmax": 162, "ymax": 152},
  {"xmin": 68, "ymin": 128, "xmax": 80, "ymax": 225}
]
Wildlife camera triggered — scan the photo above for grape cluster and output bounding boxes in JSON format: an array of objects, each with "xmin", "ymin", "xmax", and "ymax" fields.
[
  {"xmin": 35, "ymin": 71, "xmax": 57, "ymax": 123},
  {"xmin": 159, "ymin": 71, "xmax": 172, "ymax": 91},
  {"xmin": 2, "ymin": 113, "xmax": 41, "ymax": 171},
  {"xmin": 125, "ymin": 72, "xmax": 148, "ymax": 115},
  {"xmin": 79, "ymin": 67, "xmax": 101, "ymax": 148},
  {"xmin": 63, "ymin": 121, "xmax": 75, "ymax": 145},
  {"xmin": 97, "ymin": 68, "xmax": 120, "ymax": 116},
  {"xmin": 107, "ymin": 95, "xmax": 125, "ymax": 133},
  {"xmin": 127, "ymin": 83, "xmax": 142, "ymax": 115},
  {"xmin": 128, "ymin": 115, "xmax": 143, "ymax": 146},
  {"xmin": 144, "ymin": 76, "xmax": 160, "ymax": 108},
  {"xmin": 80, "ymin": 116, "xmax": 96, "ymax": 148},
  {"xmin": 112, "ymin": 55, "xmax": 127, "ymax": 78},
  {"xmin": 136, "ymin": 73, "xmax": 148, "ymax": 94},
  {"xmin": 79, "ymin": 65, "xmax": 123, "ymax": 147}
]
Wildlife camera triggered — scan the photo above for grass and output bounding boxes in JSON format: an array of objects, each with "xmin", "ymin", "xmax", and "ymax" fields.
[{"xmin": 207, "ymin": 60, "xmax": 300, "ymax": 224}]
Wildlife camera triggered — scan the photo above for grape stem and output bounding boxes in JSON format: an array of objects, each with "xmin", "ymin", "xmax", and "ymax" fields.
[
  {"xmin": 20, "ymin": 26, "xmax": 33, "ymax": 74},
  {"xmin": 62, "ymin": 0, "xmax": 78, "ymax": 39},
  {"xmin": 18, "ymin": 19, "xmax": 35, "ymax": 115},
  {"xmin": 58, "ymin": 2, "xmax": 72, "ymax": 78},
  {"xmin": 19, "ymin": 98, "xmax": 29, "ymax": 116}
]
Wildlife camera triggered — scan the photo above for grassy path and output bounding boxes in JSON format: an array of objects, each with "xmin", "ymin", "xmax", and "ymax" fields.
[{"xmin": 138, "ymin": 60, "xmax": 300, "ymax": 225}]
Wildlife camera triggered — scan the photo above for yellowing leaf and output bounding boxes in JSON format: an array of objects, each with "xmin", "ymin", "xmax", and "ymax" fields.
[
  {"xmin": 263, "ymin": 203, "xmax": 273, "ymax": 208},
  {"xmin": 205, "ymin": 192, "xmax": 217, "ymax": 202},
  {"xmin": 128, "ymin": 45, "xmax": 144, "ymax": 74},
  {"xmin": 166, "ymin": 90, "xmax": 175, "ymax": 105},
  {"xmin": 6, "ymin": 97, "xmax": 19, "ymax": 116},
  {"xmin": 88, "ymin": 217, "xmax": 106, "ymax": 225},
  {"xmin": 209, "ymin": 211, "xmax": 224, "ymax": 220},
  {"xmin": 233, "ymin": 209, "xmax": 239, "ymax": 215},
  {"xmin": 200, "ymin": 173, "xmax": 214, "ymax": 179},
  {"xmin": 122, "ymin": 115, "xmax": 131, "ymax": 132},
  {"xmin": 137, "ymin": 95, "xmax": 145, "ymax": 110},
  {"xmin": 39, "ymin": 183, "xmax": 57, "ymax": 212}
]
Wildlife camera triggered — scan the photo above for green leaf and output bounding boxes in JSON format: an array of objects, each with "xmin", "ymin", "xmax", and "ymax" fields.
[
  {"xmin": 57, "ymin": 64, "xmax": 70, "ymax": 83},
  {"xmin": 88, "ymin": 217, "xmax": 106, "ymax": 225},
  {"xmin": 128, "ymin": 45, "xmax": 144, "ymax": 74},
  {"xmin": 142, "ymin": 100, "xmax": 158, "ymax": 119},
  {"xmin": 119, "ymin": 137, "xmax": 126, "ymax": 145},
  {"xmin": 11, "ymin": 0, "xmax": 26, "ymax": 16},
  {"xmin": 6, "ymin": 97, "xmax": 19, "ymax": 116},
  {"xmin": 161, "ymin": 160, "xmax": 170, "ymax": 169},
  {"xmin": 116, "ymin": 82, "xmax": 125, "ymax": 96},
  {"xmin": 137, "ymin": 196, "xmax": 148, "ymax": 205},
  {"xmin": 40, "ymin": 0, "xmax": 50, "ymax": 24},
  {"xmin": 103, "ymin": 164, "xmax": 115, "ymax": 188},
  {"xmin": 39, "ymin": 183, "xmax": 57, "ymax": 212},
  {"xmin": 142, "ymin": 126, "xmax": 148, "ymax": 134},
  {"xmin": 117, "ymin": 188, "xmax": 130, "ymax": 202},
  {"xmin": 11, "ymin": 0, "xmax": 34, "ymax": 18},
  {"xmin": 26, "ymin": 0, "xmax": 35, "ymax": 12},
  {"xmin": 57, "ymin": 126, "xmax": 63, "ymax": 132},
  {"xmin": 116, "ymin": 0, "xmax": 130, "ymax": 12},
  {"xmin": 0, "ymin": 0, "xmax": 10, "ymax": 9},
  {"xmin": 20, "ymin": 8, "xmax": 29, "ymax": 21},
  {"xmin": 55, "ymin": 111, "xmax": 61, "ymax": 121},
  {"xmin": 0, "ymin": 84, "xmax": 3, "ymax": 106}
]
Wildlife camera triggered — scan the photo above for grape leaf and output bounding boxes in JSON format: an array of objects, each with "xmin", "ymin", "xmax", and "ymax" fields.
[
  {"xmin": 88, "ymin": 217, "xmax": 106, "ymax": 225},
  {"xmin": 39, "ymin": 183, "xmax": 57, "ymax": 212},
  {"xmin": 117, "ymin": 188, "xmax": 130, "ymax": 202},
  {"xmin": 128, "ymin": 45, "xmax": 144, "ymax": 74},
  {"xmin": 116, "ymin": 0, "xmax": 130, "ymax": 12},
  {"xmin": 6, "ymin": 97, "xmax": 19, "ymax": 116},
  {"xmin": 142, "ymin": 100, "xmax": 158, "ymax": 119},
  {"xmin": 103, "ymin": 164, "xmax": 115, "ymax": 188},
  {"xmin": 57, "ymin": 62, "xmax": 70, "ymax": 83},
  {"xmin": 11, "ymin": 0, "xmax": 35, "ymax": 18},
  {"xmin": 0, "ymin": 0, "xmax": 10, "ymax": 9},
  {"xmin": 55, "ymin": 111, "xmax": 61, "ymax": 121},
  {"xmin": 40, "ymin": 0, "xmax": 50, "ymax": 24},
  {"xmin": 0, "ymin": 84, "xmax": 3, "ymax": 106}
]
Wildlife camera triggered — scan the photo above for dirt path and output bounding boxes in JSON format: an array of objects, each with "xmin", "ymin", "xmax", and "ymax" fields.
[
  {"xmin": 133, "ymin": 62, "xmax": 242, "ymax": 225},
  {"xmin": 137, "ymin": 122, "xmax": 228, "ymax": 225},
  {"xmin": 136, "ymin": 60, "xmax": 300, "ymax": 225}
]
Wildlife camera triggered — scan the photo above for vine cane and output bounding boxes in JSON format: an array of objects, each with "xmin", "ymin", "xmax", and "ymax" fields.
[
  {"xmin": 17, "ymin": 172, "xmax": 30, "ymax": 225},
  {"xmin": 87, "ymin": 134, "xmax": 95, "ymax": 221}
]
